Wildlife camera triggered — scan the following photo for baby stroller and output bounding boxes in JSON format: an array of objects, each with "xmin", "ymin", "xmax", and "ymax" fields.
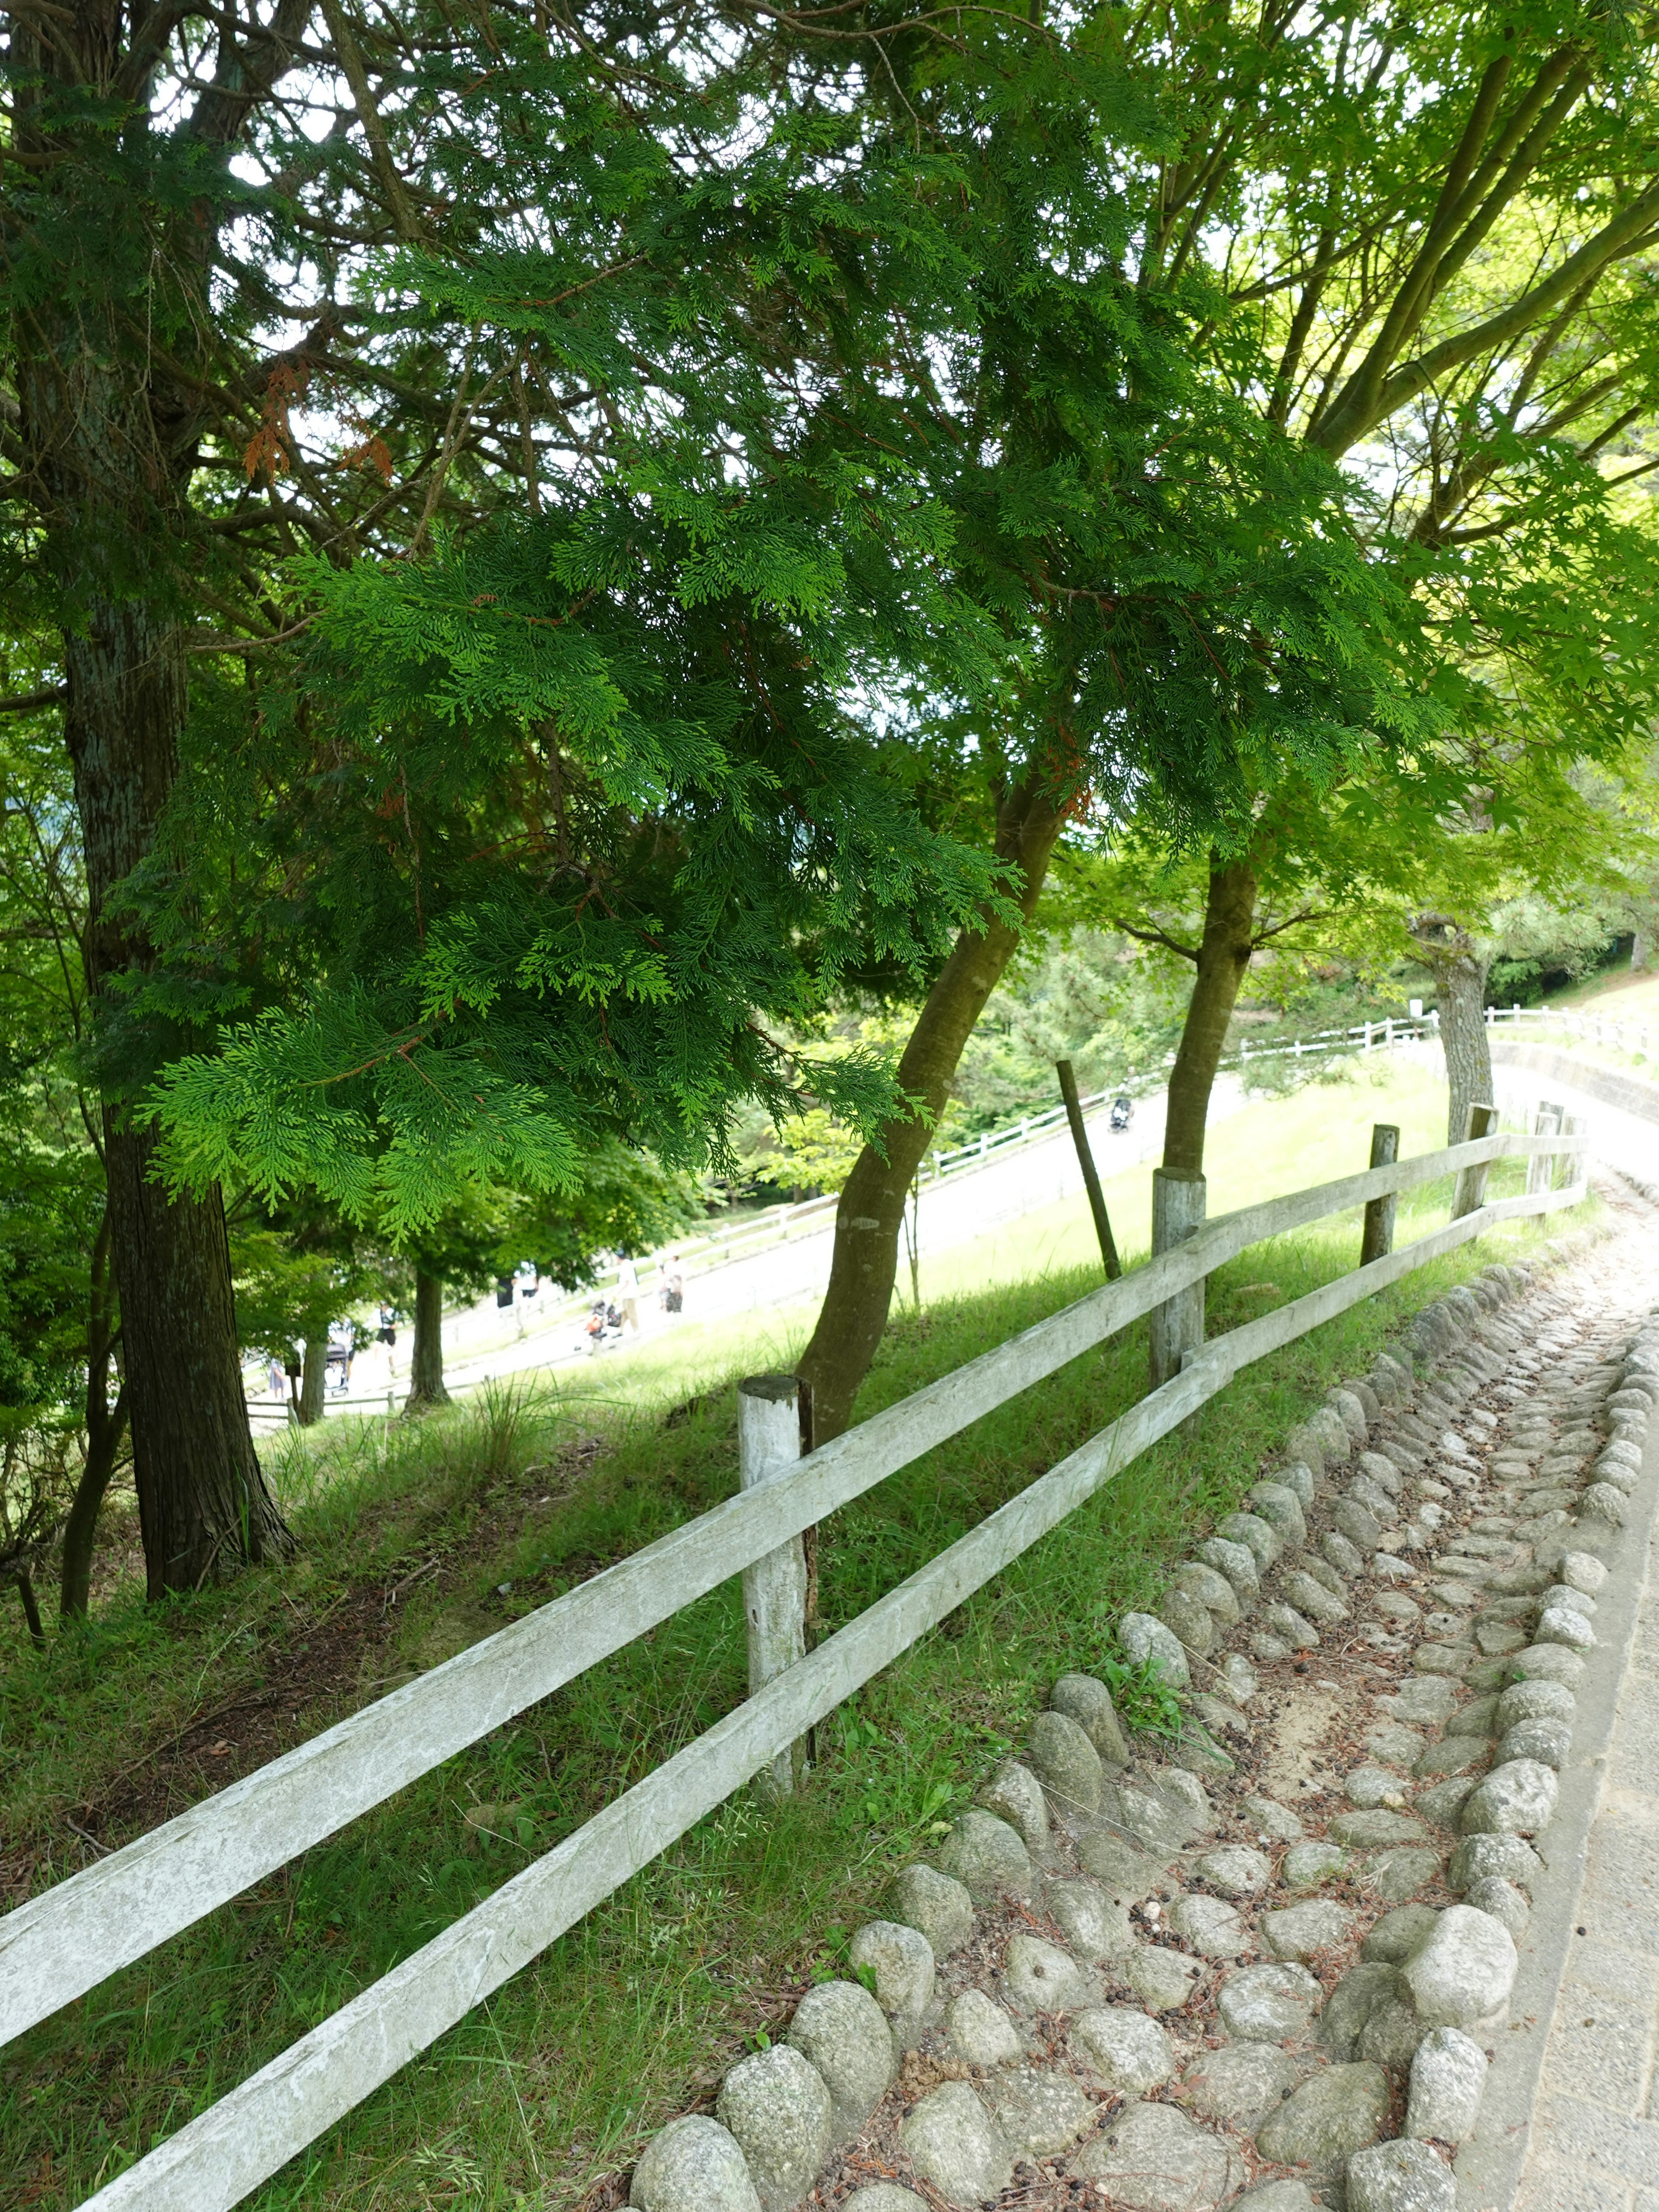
[{"xmin": 579, "ymin": 1300, "xmax": 624, "ymax": 1354}]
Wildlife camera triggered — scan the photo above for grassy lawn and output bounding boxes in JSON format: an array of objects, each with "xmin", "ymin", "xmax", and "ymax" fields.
[{"xmin": 0, "ymin": 1069, "xmax": 1589, "ymax": 2211}]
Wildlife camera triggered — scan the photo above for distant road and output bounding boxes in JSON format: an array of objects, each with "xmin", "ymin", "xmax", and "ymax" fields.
[{"xmin": 299, "ymin": 1071, "xmax": 1249, "ymax": 1412}]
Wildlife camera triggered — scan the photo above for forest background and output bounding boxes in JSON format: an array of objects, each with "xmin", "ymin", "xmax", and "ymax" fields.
[{"xmin": 3, "ymin": 0, "xmax": 1659, "ymax": 1627}]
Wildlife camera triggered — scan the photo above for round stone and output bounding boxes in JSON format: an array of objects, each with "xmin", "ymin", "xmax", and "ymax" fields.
[
  {"xmin": 1357, "ymin": 1991, "xmax": 1424, "ymax": 2069},
  {"xmin": 1027, "ymin": 1709, "xmax": 1104, "ymax": 1818},
  {"xmin": 1347, "ymin": 2137, "xmax": 1456, "ymax": 2212},
  {"xmin": 1194, "ymin": 1844, "xmax": 1271, "ymax": 1896},
  {"xmin": 1196, "ymin": 1536, "xmax": 1262, "ymax": 1604},
  {"xmin": 1557, "ymin": 1551, "xmax": 1608, "ymax": 1594},
  {"xmin": 1406, "ymin": 2024, "xmax": 1489, "ymax": 2145},
  {"xmin": 1254, "ymin": 2062, "xmax": 1390, "ymax": 2175},
  {"xmin": 1217, "ymin": 1510, "xmax": 1283, "ymax": 1569},
  {"xmin": 1262, "ymin": 1600, "xmax": 1320, "ymax": 1648},
  {"xmin": 1361, "ymin": 1904, "xmax": 1440, "ymax": 1963},
  {"xmin": 1330, "ymin": 1808, "xmax": 1429, "ymax": 1848},
  {"xmin": 1118, "ymin": 1611, "xmax": 1191, "ymax": 1687},
  {"xmin": 1278, "ymin": 1458, "xmax": 1319, "ymax": 1506},
  {"xmin": 1537, "ymin": 1603, "xmax": 1595, "ymax": 1651},
  {"xmin": 1281, "ymin": 1840, "xmax": 1347, "ymax": 1890},
  {"xmin": 1000, "ymin": 1932, "xmax": 1087, "ymax": 2015},
  {"xmin": 982, "ymin": 2063, "xmax": 1095, "ymax": 2158},
  {"xmin": 1071, "ymin": 2098, "xmax": 1241, "ymax": 2209},
  {"xmin": 938, "ymin": 1809, "xmax": 1033, "ymax": 1902},
  {"xmin": 1579, "ymin": 1484, "xmax": 1627, "ymax": 1525},
  {"xmin": 899, "ymin": 2081, "xmax": 1011, "ymax": 2205},
  {"xmin": 1124, "ymin": 1944, "xmax": 1204, "ymax": 2012},
  {"xmin": 1497, "ymin": 1718, "xmax": 1570, "ymax": 1770},
  {"xmin": 848, "ymin": 1921, "xmax": 934, "ymax": 2045},
  {"xmin": 1047, "ymin": 1875, "xmax": 1137, "ymax": 1961},
  {"xmin": 946, "ymin": 1988, "xmax": 1020, "ymax": 2068},
  {"xmin": 1160, "ymin": 1586, "xmax": 1216, "ymax": 1655},
  {"xmin": 1180, "ymin": 2039, "xmax": 1300, "ymax": 2130},
  {"xmin": 1463, "ymin": 1875, "xmax": 1529, "ymax": 1942},
  {"xmin": 1334, "ymin": 1498, "xmax": 1383, "ymax": 1552},
  {"xmin": 1216, "ymin": 1960, "xmax": 1322, "ymax": 2040},
  {"xmin": 1542, "ymin": 1583, "xmax": 1595, "ymax": 1618},
  {"xmin": 1262, "ymin": 1899, "xmax": 1357, "ymax": 1961},
  {"xmin": 786, "ymin": 1980, "xmax": 894, "ymax": 2142},
  {"xmin": 1282, "ymin": 1568, "xmax": 1349, "ymax": 1624},
  {"xmin": 1070, "ymin": 2003, "xmax": 1176, "ymax": 2092},
  {"xmin": 1449, "ymin": 1832, "xmax": 1544, "ymax": 1895},
  {"xmin": 1459, "ymin": 1759, "xmax": 1559, "ymax": 1837},
  {"xmin": 1250, "ymin": 1483, "xmax": 1309, "ymax": 1546},
  {"xmin": 1324, "ymin": 1530, "xmax": 1367, "ymax": 1578},
  {"xmin": 1497, "ymin": 1678, "xmax": 1575, "ymax": 1728},
  {"xmin": 1360, "ymin": 1847, "xmax": 1446, "ymax": 1904},
  {"xmin": 1176, "ymin": 1559, "xmax": 1242, "ymax": 1624},
  {"xmin": 886, "ymin": 1864, "xmax": 974, "ymax": 1959},
  {"xmin": 1242, "ymin": 1792, "xmax": 1305, "ymax": 1842},
  {"xmin": 1232, "ymin": 2187, "xmax": 1322, "ymax": 2212},
  {"xmin": 980, "ymin": 1759, "xmax": 1049, "ymax": 1851},
  {"xmin": 1167, "ymin": 1892, "xmax": 1253, "ymax": 1958},
  {"xmin": 1402, "ymin": 1903, "xmax": 1519, "ymax": 2028},
  {"xmin": 1506, "ymin": 1643, "xmax": 1586, "ymax": 1687},
  {"xmin": 630, "ymin": 2117, "xmax": 763, "ymax": 2212},
  {"xmin": 716, "ymin": 2046, "xmax": 833, "ymax": 2212},
  {"xmin": 1051, "ymin": 1672, "xmax": 1130, "ymax": 1764},
  {"xmin": 1319, "ymin": 1961, "xmax": 1403, "ymax": 2059},
  {"xmin": 844, "ymin": 2190, "xmax": 928, "ymax": 2212}
]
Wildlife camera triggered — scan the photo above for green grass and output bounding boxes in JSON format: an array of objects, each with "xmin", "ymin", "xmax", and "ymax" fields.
[{"xmin": 0, "ymin": 1072, "xmax": 1593, "ymax": 2212}]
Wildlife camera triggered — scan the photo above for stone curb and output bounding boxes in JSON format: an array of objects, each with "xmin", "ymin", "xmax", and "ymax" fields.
[
  {"xmin": 1453, "ymin": 1370, "xmax": 1659, "ymax": 2209},
  {"xmin": 626, "ymin": 1233, "xmax": 1649, "ymax": 2212}
]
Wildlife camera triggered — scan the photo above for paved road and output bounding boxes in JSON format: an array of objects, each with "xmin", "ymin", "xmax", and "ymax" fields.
[{"xmin": 277, "ymin": 1072, "xmax": 1248, "ymax": 1417}]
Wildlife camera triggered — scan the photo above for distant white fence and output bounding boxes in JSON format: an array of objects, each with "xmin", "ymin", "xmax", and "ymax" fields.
[{"xmin": 0, "ymin": 1109, "xmax": 1592, "ymax": 2211}]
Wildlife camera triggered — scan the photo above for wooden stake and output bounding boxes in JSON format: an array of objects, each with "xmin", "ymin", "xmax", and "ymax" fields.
[
  {"xmin": 1359, "ymin": 1124, "xmax": 1400, "ymax": 1265},
  {"xmin": 1056, "ymin": 1059, "xmax": 1122, "ymax": 1280}
]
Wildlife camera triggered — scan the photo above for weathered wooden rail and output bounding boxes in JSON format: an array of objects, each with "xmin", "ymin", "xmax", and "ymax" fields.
[{"xmin": 0, "ymin": 1117, "xmax": 1590, "ymax": 2211}]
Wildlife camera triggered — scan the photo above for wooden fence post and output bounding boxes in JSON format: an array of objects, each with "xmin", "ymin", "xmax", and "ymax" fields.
[
  {"xmin": 737, "ymin": 1376, "xmax": 808, "ymax": 1794},
  {"xmin": 1526, "ymin": 1102, "xmax": 1562, "ymax": 1195},
  {"xmin": 1359, "ymin": 1123, "xmax": 1400, "ymax": 1265},
  {"xmin": 1451, "ymin": 1102, "xmax": 1498, "ymax": 1218},
  {"xmin": 1149, "ymin": 1169, "xmax": 1206, "ymax": 1387}
]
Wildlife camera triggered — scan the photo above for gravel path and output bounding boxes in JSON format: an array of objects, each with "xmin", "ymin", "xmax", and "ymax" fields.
[{"xmin": 628, "ymin": 1182, "xmax": 1659, "ymax": 2212}]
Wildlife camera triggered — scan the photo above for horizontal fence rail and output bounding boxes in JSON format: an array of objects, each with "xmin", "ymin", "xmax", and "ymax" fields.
[
  {"xmin": 79, "ymin": 1156, "xmax": 1589, "ymax": 2212},
  {"xmin": 0, "ymin": 1129, "xmax": 1586, "ymax": 2058},
  {"xmin": 2, "ymin": 1125, "xmax": 1591, "ymax": 2209}
]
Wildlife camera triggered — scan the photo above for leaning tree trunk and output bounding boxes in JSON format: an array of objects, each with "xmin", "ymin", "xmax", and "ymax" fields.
[
  {"xmin": 59, "ymin": 1207, "xmax": 130, "ymax": 1622},
  {"xmin": 1161, "ymin": 856, "xmax": 1260, "ymax": 1180},
  {"xmin": 1411, "ymin": 918, "xmax": 1492, "ymax": 1143},
  {"xmin": 795, "ymin": 782, "xmax": 1067, "ymax": 1444},
  {"xmin": 405, "ymin": 1269, "xmax": 450, "ymax": 1411}
]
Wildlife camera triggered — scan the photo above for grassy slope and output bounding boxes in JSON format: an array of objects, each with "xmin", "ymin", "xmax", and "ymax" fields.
[{"xmin": 0, "ymin": 1064, "xmax": 1589, "ymax": 2211}]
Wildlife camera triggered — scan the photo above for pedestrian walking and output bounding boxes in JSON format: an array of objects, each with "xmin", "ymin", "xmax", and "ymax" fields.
[
  {"xmin": 660, "ymin": 1250, "xmax": 684, "ymax": 1315},
  {"xmin": 615, "ymin": 1252, "xmax": 641, "ymax": 1333}
]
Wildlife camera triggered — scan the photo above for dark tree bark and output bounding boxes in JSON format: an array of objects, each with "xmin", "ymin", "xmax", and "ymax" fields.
[
  {"xmin": 1160, "ymin": 857, "xmax": 1260, "ymax": 1179},
  {"xmin": 795, "ymin": 781, "xmax": 1066, "ymax": 1444},
  {"xmin": 13, "ymin": 1572, "xmax": 45, "ymax": 1650},
  {"xmin": 1411, "ymin": 916, "xmax": 1493, "ymax": 1142},
  {"xmin": 299, "ymin": 1339, "xmax": 328, "ymax": 1426},
  {"xmin": 59, "ymin": 1208, "xmax": 130, "ymax": 1622},
  {"xmin": 406, "ymin": 1269, "xmax": 450, "ymax": 1411},
  {"xmin": 13, "ymin": 18, "xmax": 291, "ymax": 1598}
]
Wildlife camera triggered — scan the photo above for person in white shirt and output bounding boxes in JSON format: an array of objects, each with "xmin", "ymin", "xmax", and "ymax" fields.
[{"xmin": 615, "ymin": 1253, "xmax": 641, "ymax": 1332}]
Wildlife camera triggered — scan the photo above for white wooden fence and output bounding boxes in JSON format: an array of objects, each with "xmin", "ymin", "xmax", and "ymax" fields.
[{"xmin": 1, "ymin": 1116, "xmax": 1591, "ymax": 2211}]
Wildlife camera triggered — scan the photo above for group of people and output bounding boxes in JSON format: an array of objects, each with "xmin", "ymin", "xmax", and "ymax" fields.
[{"xmin": 579, "ymin": 1249, "xmax": 686, "ymax": 1354}]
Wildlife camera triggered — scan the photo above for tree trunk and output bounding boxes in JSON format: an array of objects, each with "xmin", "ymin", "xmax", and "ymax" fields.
[
  {"xmin": 1161, "ymin": 856, "xmax": 1260, "ymax": 1179},
  {"xmin": 14, "ymin": 1572, "xmax": 45, "ymax": 1651},
  {"xmin": 795, "ymin": 781, "xmax": 1067, "ymax": 1444},
  {"xmin": 299, "ymin": 1338, "xmax": 328, "ymax": 1426},
  {"xmin": 14, "ymin": 73, "xmax": 289, "ymax": 1595},
  {"xmin": 406, "ymin": 1269, "xmax": 450, "ymax": 1410},
  {"xmin": 59, "ymin": 1207, "xmax": 130, "ymax": 1623},
  {"xmin": 1411, "ymin": 918, "xmax": 1492, "ymax": 1143}
]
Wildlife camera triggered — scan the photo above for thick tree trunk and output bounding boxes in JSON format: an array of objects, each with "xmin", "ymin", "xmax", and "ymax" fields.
[
  {"xmin": 1161, "ymin": 857, "xmax": 1259, "ymax": 1179},
  {"xmin": 61, "ymin": 609, "xmax": 290, "ymax": 1596},
  {"xmin": 1411, "ymin": 918, "xmax": 1492, "ymax": 1144},
  {"xmin": 13, "ymin": 41, "xmax": 289, "ymax": 1597},
  {"xmin": 299, "ymin": 1339, "xmax": 328, "ymax": 1426},
  {"xmin": 406, "ymin": 1269, "xmax": 450, "ymax": 1410},
  {"xmin": 59, "ymin": 1209, "xmax": 130, "ymax": 1623},
  {"xmin": 796, "ymin": 782, "xmax": 1067, "ymax": 1444}
]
